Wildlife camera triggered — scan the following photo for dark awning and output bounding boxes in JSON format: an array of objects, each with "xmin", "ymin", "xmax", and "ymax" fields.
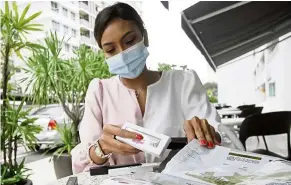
[
  {"xmin": 181, "ymin": 1, "xmax": 291, "ymax": 71},
  {"xmin": 161, "ymin": 1, "xmax": 169, "ymax": 10}
]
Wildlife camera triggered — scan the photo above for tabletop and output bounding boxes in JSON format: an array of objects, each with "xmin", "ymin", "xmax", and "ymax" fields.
[
  {"xmin": 221, "ymin": 118, "xmax": 245, "ymax": 126},
  {"xmin": 46, "ymin": 163, "xmax": 159, "ymax": 185},
  {"xmin": 46, "ymin": 172, "xmax": 108, "ymax": 185},
  {"xmin": 218, "ymin": 109, "xmax": 242, "ymax": 116}
]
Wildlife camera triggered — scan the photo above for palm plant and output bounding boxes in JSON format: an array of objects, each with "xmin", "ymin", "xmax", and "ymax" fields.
[
  {"xmin": 1, "ymin": 2, "xmax": 43, "ymax": 184},
  {"xmin": 24, "ymin": 31, "xmax": 112, "ymax": 152},
  {"xmin": 1, "ymin": 99, "xmax": 42, "ymax": 185}
]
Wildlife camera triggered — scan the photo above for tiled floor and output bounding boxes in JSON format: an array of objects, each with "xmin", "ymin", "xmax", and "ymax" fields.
[{"xmin": 26, "ymin": 157, "xmax": 57, "ymax": 185}]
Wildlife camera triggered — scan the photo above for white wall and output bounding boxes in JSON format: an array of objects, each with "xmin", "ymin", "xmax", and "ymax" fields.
[
  {"xmin": 217, "ymin": 53, "xmax": 259, "ymax": 107},
  {"xmin": 218, "ymin": 32, "xmax": 291, "ymax": 110},
  {"xmin": 262, "ymin": 34, "xmax": 291, "ymax": 112}
]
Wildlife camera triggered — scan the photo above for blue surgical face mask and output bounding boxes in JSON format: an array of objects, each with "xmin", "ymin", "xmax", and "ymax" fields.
[{"xmin": 105, "ymin": 40, "xmax": 149, "ymax": 79}]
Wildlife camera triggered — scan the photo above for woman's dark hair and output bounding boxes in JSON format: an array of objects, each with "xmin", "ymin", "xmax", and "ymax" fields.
[{"xmin": 94, "ymin": 2, "xmax": 145, "ymax": 48}]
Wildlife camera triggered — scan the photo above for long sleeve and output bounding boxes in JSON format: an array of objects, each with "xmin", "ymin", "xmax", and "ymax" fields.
[
  {"xmin": 71, "ymin": 79, "xmax": 109, "ymax": 174},
  {"xmin": 181, "ymin": 70, "xmax": 221, "ymax": 130}
]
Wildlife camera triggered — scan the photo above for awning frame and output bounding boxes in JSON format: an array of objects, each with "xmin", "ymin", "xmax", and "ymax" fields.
[
  {"xmin": 181, "ymin": 12, "xmax": 216, "ymax": 70},
  {"xmin": 181, "ymin": 1, "xmax": 291, "ymax": 71}
]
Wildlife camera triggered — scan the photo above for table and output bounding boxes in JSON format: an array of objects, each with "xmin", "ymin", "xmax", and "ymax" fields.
[
  {"xmin": 46, "ymin": 172, "xmax": 108, "ymax": 185},
  {"xmin": 218, "ymin": 109, "xmax": 242, "ymax": 118},
  {"xmin": 47, "ymin": 163, "xmax": 158, "ymax": 185},
  {"xmin": 221, "ymin": 118, "xmax": 245, "ymax": 127}
]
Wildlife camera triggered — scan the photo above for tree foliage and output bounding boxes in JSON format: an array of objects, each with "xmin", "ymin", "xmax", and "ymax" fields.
[
  {"xmin": 204, "ymin": 82, "xmax": 218, "ymax": 103},
  {"xmin": 1, "ymin": 2, "xmax": 43, "ymax": 184},
  {"xmin": 24, "ymin": 31, "xmax": 112, "ymax": 149},
  {"xmin": 158, "ymin": 63, "xmax": 189, "ymax": 71},
  {"xmin": 158, "ymin": 63, "xmax": 173, "ymax": 71}
]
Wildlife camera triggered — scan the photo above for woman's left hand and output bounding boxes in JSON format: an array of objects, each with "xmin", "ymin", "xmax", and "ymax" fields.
[{"xmin": 184, "ymin": 117, "xmax": 221, "ymax": 148}]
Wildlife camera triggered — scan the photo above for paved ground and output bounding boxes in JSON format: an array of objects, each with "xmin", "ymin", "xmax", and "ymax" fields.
[
  {"xmin": 1, "ymin": 146, "xmax": 57, "ymax": 185},
  {"xmin": 26, "ymin": 155, "xmax": 57, "ymax": 185}
]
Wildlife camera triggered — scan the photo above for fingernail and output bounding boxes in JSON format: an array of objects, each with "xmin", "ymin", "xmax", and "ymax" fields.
[
  {"xmin": 135, "ymin": 134, "xmax": 143, "ymax": 140},
  {"xmin": 200, "ymin": 140, "xmax": 207, "ymax": 146},
  {"xmin": 215, "ymin": 141, "xmax": 221, "ymax": 146},
  {"xmin": 208, "ymin": 142, "xmax": 214, "ymax": 148}
]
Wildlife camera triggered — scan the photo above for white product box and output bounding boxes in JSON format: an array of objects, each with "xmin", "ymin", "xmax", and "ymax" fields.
[{"xmin": 116, "ymin": 122, "xmax": 172, "ymax": 157}]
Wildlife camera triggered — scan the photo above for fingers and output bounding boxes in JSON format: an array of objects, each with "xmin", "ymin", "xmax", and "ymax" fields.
[
  {"xmin": 103, "ymin": 124, "xmax": 142, "ymax": 140},
  {"xmin": 100, "ymin": 132, "xmax": 140, "ymax": 155},
  {"xmin": 200, "ymin": 119, "xmax": 214, "ymax": 148},
  {"xmin": 184, "ymin": 120, "xmax": 196, "ymax": 143},
  {"xmin": 209, "ymin": 126, "xmax": 220, "ymax": 145},
  {"xmin": 211, "ymin": 127, "xmax": 222, "ymax": 146},
  {"xmin": 188, "ymin": 117, "xmax": 218, "ymax": 149},
  {"xmin": 191, "ymin": 117, "xmax": 207, "ymax": 146}
]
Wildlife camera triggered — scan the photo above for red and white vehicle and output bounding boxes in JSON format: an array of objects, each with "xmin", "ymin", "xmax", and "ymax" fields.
[{"xmin": 28, "ymin": 104, "xmax": 83, "ymax": 151}]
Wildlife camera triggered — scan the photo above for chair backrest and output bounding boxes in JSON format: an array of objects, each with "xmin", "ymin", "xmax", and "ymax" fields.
[
  {"xmin": 239, "ymin": 111, "xmax": 291, "ymax": 158},
  {"xmin": 237, "ymin": 104, "xmax": 255, "ymax": 110},
  {"xmin": 239, "ymin": 107, "xmax": 263, "ymax": 118}
]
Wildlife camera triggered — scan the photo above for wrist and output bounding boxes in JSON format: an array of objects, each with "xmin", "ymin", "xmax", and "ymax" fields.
[
  {"xmin": 98, "ymin": 139, "xmax": 111, "ymax": 155},
  {"xmin": 89, "ymin": 145, "xmax": 107, "ymax": 165},
  {"xmin": 89, "ymin": 140, "xmax": 112, "ymax": 165}
]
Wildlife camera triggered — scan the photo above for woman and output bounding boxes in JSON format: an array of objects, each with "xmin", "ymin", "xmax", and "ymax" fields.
[{"xmin": 71, "ymin": 2, "xmax": 222, "ymax": 174}]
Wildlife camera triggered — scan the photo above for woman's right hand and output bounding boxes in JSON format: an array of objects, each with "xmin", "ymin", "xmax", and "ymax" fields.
[{"xmin": 98, "ymin": 124, "xmax": 143, "ymax": 155}]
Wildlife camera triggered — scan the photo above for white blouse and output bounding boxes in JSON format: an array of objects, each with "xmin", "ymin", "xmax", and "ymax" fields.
[{"xmin": 71, "ymin": 70, "xmax": 222, "ymax": 173}]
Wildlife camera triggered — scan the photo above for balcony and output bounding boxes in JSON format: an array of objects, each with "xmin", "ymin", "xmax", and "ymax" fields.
[
  {"xmin": 79, "ymin": 1, "xmax": 89, "ymax": 11},
  {"xmin": 81, "ymin": 35, "xmax": 91, "ymax": 44},
  {"xmin": 80, "ymin": 19, "xmax": 89, "ymax": 28}
]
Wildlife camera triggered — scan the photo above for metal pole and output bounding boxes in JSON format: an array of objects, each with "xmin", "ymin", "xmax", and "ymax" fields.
[
  {"xmin": 190, "ymin": 1, "xmax": 250, "ymax": 24},
  {"xmin": 181, "ymin": 12, "xmax": 217, "ymax": 71}
]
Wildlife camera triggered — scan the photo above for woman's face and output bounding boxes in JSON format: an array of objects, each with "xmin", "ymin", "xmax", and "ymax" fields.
[{"xmin": 101, "ymin": 18, "xmax": 143, "ymax": 58}]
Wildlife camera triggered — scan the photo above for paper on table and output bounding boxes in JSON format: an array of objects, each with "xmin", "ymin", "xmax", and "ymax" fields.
[
  {"xmin": 101, "ymin": 176, "xmax": 153, "ymax": 185},
  {"xmin": 101, "ymin": 140, "xmax": 291, "ymax": 185},
  {"xmin": 162, "ymin": 140, "xmax": 287, "ymax": 185}
]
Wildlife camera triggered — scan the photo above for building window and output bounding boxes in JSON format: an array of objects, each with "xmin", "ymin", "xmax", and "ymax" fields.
[
  {"xmin": 72, "ymin": 46, "xmax": 78, "ymax": 51},
  {"xmin": 51, "ymin": 1, "xmax": 58, "ymax": 12},
  {"xmin": 72, "ymin": 29, "xmax": 77, "ymax": 37},
  {"xmin": 63, "ymin": 25, "xmax": 69, "ymax": 34},
  {"xmin": 65, "ymin": 43, "xmax": 70, "ymax": 52},
  {"xmin": 62, "ymin": 7, "xmax": 68, "ymax": 17},
  {"xmin": 81, "ymin": 30, "xmax": 90, "ymax": 37},
  {"xmin": 82, "ymin": 1, "xmax": 88, "ymax": 5},
  {"xmin": 269, "ymin": 82, "xmax": 276, "ymax": 97},
  {"xmin": 71, "ymin": 12, "xmax": 76, "ymax": 20},
  {"xmin": 52, "ymin": 20, "xmax": 60, "ymax": 32}
]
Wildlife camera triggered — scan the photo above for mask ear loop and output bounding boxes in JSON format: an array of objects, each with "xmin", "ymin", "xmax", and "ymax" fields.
[{"xmin": 143, "ymin": 29, "xmax": 149, "ymax": 47}]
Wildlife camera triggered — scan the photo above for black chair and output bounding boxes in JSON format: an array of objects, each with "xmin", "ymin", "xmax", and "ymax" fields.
[
  {"xmin": 237, "ymin": 107, "xmax": 263, "ymax": 142},
  {"xmin": 238, "ymin": 107, "xmax": 263, "ymax": 118},
  {"xmin": 237, "ymin": 104, "xmax": 255, "ymax": 111},
  {"xmin": 239, "ymin": 111, "xmax": 291, "ymax": 161}
]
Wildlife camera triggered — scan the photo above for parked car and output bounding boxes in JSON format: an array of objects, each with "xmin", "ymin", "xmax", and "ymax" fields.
[{"xmin": 27, "ymin": 104, "xmax": 83, "ymax": 151}]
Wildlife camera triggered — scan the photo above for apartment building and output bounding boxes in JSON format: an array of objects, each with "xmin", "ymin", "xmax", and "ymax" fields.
[
  {"xmin": 78, "ymin": 1, "xmax": 142, "ymax": 50},
  {"xmin": 79, "ymin": 1, "xmax": 99, "ymax": 50},
  {"xmin": 0, "ymin": 1, "xmax": 143, "ymax": 94},
  {"xmin": 217, "ymin": 32, "xmax": 291, "ymax": 112}
]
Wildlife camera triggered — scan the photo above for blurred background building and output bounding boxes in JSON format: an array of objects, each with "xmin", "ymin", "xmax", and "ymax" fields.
[{"xmin": 0, "ymin": 1, "xmax": 143, "ymax": 95}]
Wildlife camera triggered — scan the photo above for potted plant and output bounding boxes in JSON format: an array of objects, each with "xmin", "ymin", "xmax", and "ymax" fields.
[
  {"xmin": 1, "ymin": 99, "xmax": 42, "ymax": 185},
  {"xmin": 1, "ymin": 2, "xmax": 44, "ymax": 184},
  {"xmin": 24, "ymin": 32, "xmax": 112, "ymax": 178},
  {"xmin": 47, "ymin": 123, "xmax": 76, "ymax": 179}
]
